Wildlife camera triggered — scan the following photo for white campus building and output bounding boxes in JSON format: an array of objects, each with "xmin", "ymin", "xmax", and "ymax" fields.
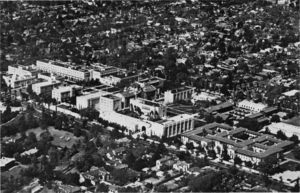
[
  {"xmin": 90, "ymin": 63, "xmax": 122, "ymax": 80},
  {"xmin": 32, "ymin": 80, "xmax": 61, "ymax": 96},
  {"xmin": 164, "ymin": 86, "xmax": 195, "ymax": 104},
  {"xmin": 36, "ymin": 59, "xmax": 90, "ymax": 81},
  {"xmin": 237, "ymin": 100, "xmax": 267, "ymax": 112},
  {"xmin": 7, "ymin": 65, "xmax": 38, "ymax": 77},
  {"xmin": 100, "ymin": 109, "xmax": 194, "ymax": 138},
  {"xmin": 99, "ymin": 94, "xmax": 122, "ymax": 112},
  {"xmin": 3, "ymin": 65, "xmax": 38, "ymax": 88},
  {"xmin": 52, "ymin": 85, "xmax": 82, "ymax": 102},
  {"xmin": 76, "ymin": 90, "xmax": 110, "ymax": 110},
  {"xmin": 191, "ymin": 91, "xmax": 220, "ymax": 103},
  {"xmin": 130, "ymin": 98, "xmax": 167, "ymax": 118}
]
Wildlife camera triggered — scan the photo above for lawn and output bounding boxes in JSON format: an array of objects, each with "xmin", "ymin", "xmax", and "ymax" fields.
[
  {"xmin": 26, "ymin": 127, "xmax": 79, "ymax": 148},
  {"xmin": 283, "ymin": 115, "xmax": 300, "ymax": 127},
  {"xmin": 48, "ymin": 127, "xmax": 79, "ymax": 148}
]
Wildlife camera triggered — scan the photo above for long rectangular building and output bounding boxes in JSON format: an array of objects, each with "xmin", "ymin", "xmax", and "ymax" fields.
[{"xmin": 36, "ymin": 59, "xmax": 90, "ymax": 81}]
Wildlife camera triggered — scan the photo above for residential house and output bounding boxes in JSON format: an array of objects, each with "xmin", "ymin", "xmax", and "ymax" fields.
[
  {"xmin": 156, "ymin": 156, "xmax": 172, "ymax": 169},
  {"xmin": 112, "ymin": 147, "xmax": 126, "ymax": 156},
  {"xmin": 109, "ymin": 185, "xmax": 120, "ymax": 193},
  {"xmin": 187, "ymin": 166, "xmax": 202, "ymax": 176},
  {"xmin": 173, "ymin": 160, "xmax": 190, "ymax": 172},
  {"xmin": 82, "ymin": 167, "xmax": 110, "ymax": 182}
]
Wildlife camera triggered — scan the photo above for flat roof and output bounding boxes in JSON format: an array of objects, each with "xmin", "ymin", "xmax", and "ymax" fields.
[
  {"xmin": 247, "ymin": 112, "xmax": 264, "ymax": 119},
  {"xmin": 132, "ymin": 98, "xmax": 161, "ymax": 107},
  {"xmin": 158, "ymin": 114, "xmax": 193, "ymax": 125},
  {"xmin": 206, "ymin": 102, "xmax": 234, "ymax": 113},
  {"xmin": 282, "ymin": 89, "xmax": 300, "ymax": 97},
  {"xmin": 53, "ymin": 85, "xmax": 81, "ymax": 92},
  {"xmin": 102, "ymin": 94, "xmax": 121, "ymax": 101},
  {"xmin": 32, "ymin": 81, "xmax": 60, "ymax": 87},
  {"xmin": 170, "ymin": 86, "xmax": 194, "ymax": 93},
  {"xmin": 77, "ymin": 90, "xmax": 109, "ymax": 100},
  {"xmin": 202, "ymin": 123, "xmax": 233, "ymax": 131}
]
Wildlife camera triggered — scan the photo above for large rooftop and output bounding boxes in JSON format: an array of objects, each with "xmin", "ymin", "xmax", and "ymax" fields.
[
  {"xmin": 282, "ymin": 89, "xmax": 300, "ymax": 97},
  {"xmin": 156, "ymin": 114, "xmax": 193, "ymax": 125},
  {"xmin": 102, "ymin": 94, "xmax": 121, "ymax": 101},
  {"xmin": 170, "ymin": 86, "xmax": 194, "ymax": 94},
  {"xmin": 132, "ymin": 98, "xmax": 161, "ymax": 107}
]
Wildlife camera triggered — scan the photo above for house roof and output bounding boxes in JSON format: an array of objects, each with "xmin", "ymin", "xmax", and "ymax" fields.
[
  {"xmin": 175, "ymin": 160, "xmax": 189, "ymax": 167},
  {"xmin": 205, "ymin": 102, "xmax": 234, "ymax": 113},
  {"xmin": 115, "ymin": 163, "xmax": 128, "ymax": 169},
  {"xmin": 0, "ymin": 157, "xmax": 15, "ymax": 167},
  {"xmin": 157, "ymin": 156, "xmax": 172, "ymax": 163},
  {"xmin": 188, "ymin": 166, "xmax": 202, "ymax": 173},
  {"xmin": 20, "ymin": 147, "xmax": 38, "ymax": 157},
  {"xmin": 113, "ymin": 147, "xmax": 126, "ymax": 153}
]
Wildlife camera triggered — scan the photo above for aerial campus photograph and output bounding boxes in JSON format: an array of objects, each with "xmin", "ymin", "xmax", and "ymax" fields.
[{"xmin": 0, "ymin": 0, "xmax": 299, "ymax": 192}]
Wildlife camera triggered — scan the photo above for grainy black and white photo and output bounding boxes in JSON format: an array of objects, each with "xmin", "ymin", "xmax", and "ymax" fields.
[{"xmin": 0, "ymin": 0, "xmax": 299, "ymax": 192}]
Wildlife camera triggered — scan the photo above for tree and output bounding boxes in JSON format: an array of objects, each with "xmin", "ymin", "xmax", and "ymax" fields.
[
  {"xmin": 48, "ymin": 147, "xmax": 59, "ymax": 166},
  {"xmin": 270, "ymin": 115, "xmax": 280, "ymax": 122},
  {"xmin": 276, "ymin": 130, "xmax": 287, "ymax": 140},
  {"xmin": 193, "ymin": 157, "xmax": 209, "ymax": 168},
  {"xmin": 237, "ymin": 117, "xmax": 261, "ymax": 132},
  {"xmin": 31, "ymin": 155, "xmax": 38, "ymax": 168},
  {"xmin": 289, "ymin": 134, "xmax": 299, "ymax": 144},
  {"xmin": 234, "ymin": 156, "xmax": 242, "ymax": 165},
  {"xmin": 264, "ymin": 127, "xmax": 271, "ymax": 134},
  {"xmin": 215, "ymin": 116, "xmax": 223, "ymax": 123},
  {"xmin": 111, "ymin": 169, "xmax": 128, "ymax": 185},
  {"xmin": 27, "ymin": 84, "xmax": 33, "ymax": 95},
  {"xmin": 258, "ymin": 156, "xmax": 280, "ymax": 175},
  {"xmin": 292, "ymin": 147, "xmax": 300, "ymax": 160},
  {"xmin": 208, "ymin": 149, "xmax": 217, "ymax": 159},
  {"xmin": 97, "ymin": 183, "xmax": 109, "ymax": 193},
  {"xmin": 156, "ymin": 184, "xmax": 168, "ymax": 192},
  {"xmin": 124, "ymin": 152, "xmax": 136, "ymax": 167},
  {"xmin": 222, "ymin": 145, "xmax": 230, "ymax": 161},
  {"xmin": 245, "ymin": 161, "xmax": 253, "ymax": 168},
  {"xmin": 95, "ymin": 137, "xmax": 103, "ymax": 148}
]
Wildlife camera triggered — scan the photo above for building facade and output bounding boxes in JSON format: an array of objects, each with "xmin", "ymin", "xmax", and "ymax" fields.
[
  {"xmin": 8, "ymin": 65, "xmax": 38, "ymax": 77},
  {"xmin": 3, "ymin": 65, "xmax": 38, "ymax": 88},
  {"xmin": 158, "ymin": 114, "xmax": 195, "ymax": 137},
  {"xmin": 52, "ymin": 85, "xmax": 82, "ymax": 102},
  {"xmin": 164, "ymin": 86, "xmax": 195, "ymax": 104},
  {"xmin": 99, "ymin": 94, "xmax": 122, "ymax": 112},
  {"xmin": 32, "ymin": 80, "xmax": 61, "ymax": 96},
  {"xmin": 36, "ymin": 59, "xmax": 90, "ymax": 81},
  {"xmin": 130, "ymin": 98, "xmax": 167, "ymax": 118},
  {"xmin": 238, "ymin": 100, "xmax": 267, "ymax": 113},
  {"xmin": 76, "ymin": 90, "xmax": 110, "ymax": 110}
]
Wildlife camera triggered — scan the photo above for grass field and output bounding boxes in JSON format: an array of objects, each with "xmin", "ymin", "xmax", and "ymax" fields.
[
  {"xmin": 26, "ymin": 126, "xmax": 79, "ymax": 148},
  {"xmin": 283, "ymin": 116, "xmax": 300, "ymax": 127}
]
